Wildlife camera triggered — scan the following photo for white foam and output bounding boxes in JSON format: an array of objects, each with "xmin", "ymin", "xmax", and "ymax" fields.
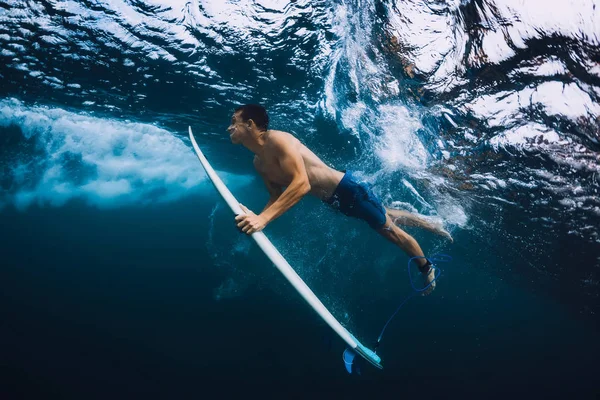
[
  {"xmin": 39, "ymin": 35, "xmax": 67, "ymax": 45},
  {"xmin": 532, "ymin": 81, "xmax": 600, "ymax": 120},
  {"xmin": 467, "ymin": 81, "xmax": 599, "ymax": 132},
  {"xmin": 508, "ymin": 178, "xmax": 537, "ymax": 189},
  {"xmin": 470, "ymin": 173, "xmax": 507, "ymax": 189},
  {"xmin": 384, "ymin": 0, "xmax": 465, "ymax": 86},
  {"xmin": 8, "ymin": 43, "xmax": 26, "ymax": 52},
  {"xmin": 13, "ymin": 63, "xmax": 29, "ymax": 71},
  {"xmin": 45, "ymin": 76, "xmax": 63, "ymax": 85},
  {"xmin": 0, "ymin": 98, "xmax": 210, "ymax": 209},
  {"xmin": 436, "ymin": 199, "xmax": 469, "ymax": 228},
  {"xmin": 321, "ymin": 2, "xmax": 469, "ymax": 230},
  {"xmin": 373, "ymin": 105, "xmax": 428, "ymax": 171},
  {"xmin": 513, "ymin": 57, "xmax": 567, "ymax": 77},
  {"xmin": 478, "ymin": 29, "xmax": 516, "ymax": 64},
  {"xmin": 489, "ymin": 123, "xmax": 562, "ymax": 150},
  {"xmin": 322, "ymin": 2, "xmax": 401, "ymax": 119},
  {"xmin": 402, "ymin": 178, "xmax": 434, "ymax": 211},
  {"xmin": 385, "ymin": 0, "xmax": 600, "ymax": 93},
  {"xmin": 17, "ymin": 28, "xmax": 33, "ymax": 37}
]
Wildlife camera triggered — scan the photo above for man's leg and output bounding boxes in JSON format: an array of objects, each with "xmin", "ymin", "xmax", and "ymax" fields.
[
  {"xmin": 386, "ymin": 207, "xmax": 453, "ymax": 242},
  {"xmin": 376, "ymin": 214, "xmax": 436, "ymax": 295}
]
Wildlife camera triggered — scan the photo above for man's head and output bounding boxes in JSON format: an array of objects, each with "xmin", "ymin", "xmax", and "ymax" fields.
[{"xmin": 227, "ymin": 104, "xmax": 269, "ymax": 144}]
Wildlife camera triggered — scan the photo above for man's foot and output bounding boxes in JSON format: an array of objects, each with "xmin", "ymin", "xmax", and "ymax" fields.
[
  {"xmin": 423, "ymin": 216, "xmax": 454, "ymax": 243},
  {"xmin": 436, "ymin": 226, "xmax": 453, "ymax": 243},
  {"xmin": 421, "ymin": 265, "xmax": 436, "ymax": 296}
]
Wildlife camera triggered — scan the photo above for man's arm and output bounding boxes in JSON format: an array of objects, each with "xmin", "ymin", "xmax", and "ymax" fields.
[
  {"xmin": 258, "ymin": 138, "xmax": 311, "ymax": 224},
  {"xmin": 236, "ymin": 136, "xmax": 310, "ymax": 234},
  {"xmin": 260, "ymin": 175, "xmax": 283, "ymax": 213},
  {"xmin": 253, "ymin": 156, "xmax": 283, "ymax": 213}
]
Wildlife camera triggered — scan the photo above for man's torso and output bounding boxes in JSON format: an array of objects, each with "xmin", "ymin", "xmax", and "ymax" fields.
[{"xmin": 253, "ymin": 130, "xmax": 344, "ymax": 200}]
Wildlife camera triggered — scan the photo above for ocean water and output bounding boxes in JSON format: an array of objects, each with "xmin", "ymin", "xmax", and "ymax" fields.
[{"xmin": 1, "ymin": 0, "xmax": 598, "ymax": 398}]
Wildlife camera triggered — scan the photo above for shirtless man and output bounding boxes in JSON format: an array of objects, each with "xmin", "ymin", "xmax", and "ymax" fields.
[{"xmin": 230, "ymin": 104, "xmax": 451, "ymax": 293}]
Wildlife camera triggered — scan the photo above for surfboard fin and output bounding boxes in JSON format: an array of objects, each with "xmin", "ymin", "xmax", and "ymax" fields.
[
  {"xmin": 343, "ymin": 348, "xmax": 361, "ymax": 375},
  {"xmin": 343, "ymin": 348, "xmax": 355, "ymax": 374}
]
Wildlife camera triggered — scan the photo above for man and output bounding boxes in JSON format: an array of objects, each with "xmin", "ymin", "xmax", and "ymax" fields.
[{"xmin": 230, "ymin": 104, "xmax": 452, "ymax": 294}]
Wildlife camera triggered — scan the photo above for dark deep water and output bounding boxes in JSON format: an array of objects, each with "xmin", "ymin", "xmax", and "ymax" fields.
[
  {"xmin": 2, "ymin": 197, "xmax": 598, "ymax": 398},
  {"xmin": 1, "ymin": 0, "xmax": 599, "ymax": 398}
]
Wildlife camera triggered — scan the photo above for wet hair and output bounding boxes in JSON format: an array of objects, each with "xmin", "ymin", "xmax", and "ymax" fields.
[{"xmin": 234, "ymin": 104, "xmax": 269, "ymax": 131}]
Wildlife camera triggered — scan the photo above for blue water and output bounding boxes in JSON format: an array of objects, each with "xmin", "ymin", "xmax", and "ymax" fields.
[{"xmin": 1, "ymin": 0, "xmax": 599, "ymax": 398}]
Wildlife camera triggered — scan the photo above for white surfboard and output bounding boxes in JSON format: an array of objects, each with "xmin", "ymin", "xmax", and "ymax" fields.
[{"xmin": 188, "ymin": 127, "xmax": 382, "ymax": 370}]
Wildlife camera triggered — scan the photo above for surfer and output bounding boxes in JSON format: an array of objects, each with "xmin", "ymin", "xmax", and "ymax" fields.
[{"xmin": 230, "ymin": 104, "xmax": 452, "ymax": 294}]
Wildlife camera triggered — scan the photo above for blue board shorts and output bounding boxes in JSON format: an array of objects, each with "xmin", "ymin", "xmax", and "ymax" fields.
[{"xmin": 324, "ymin": 171, "xmax": 387, "ymax": 230}]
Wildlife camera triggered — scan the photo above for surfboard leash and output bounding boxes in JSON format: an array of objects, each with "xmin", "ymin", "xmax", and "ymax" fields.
[
  {"xmin": 375, "ymin": 253, "xmax": 451, "ymax": 349},
  {"xmin": 344, "ymin": 253, "xmax": 452, "ymax": 374}
]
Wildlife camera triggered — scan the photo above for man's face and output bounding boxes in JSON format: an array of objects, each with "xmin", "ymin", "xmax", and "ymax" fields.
[{"xmin": 226, "ymin": 112, "xmax": 249, "ymax": 144}]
